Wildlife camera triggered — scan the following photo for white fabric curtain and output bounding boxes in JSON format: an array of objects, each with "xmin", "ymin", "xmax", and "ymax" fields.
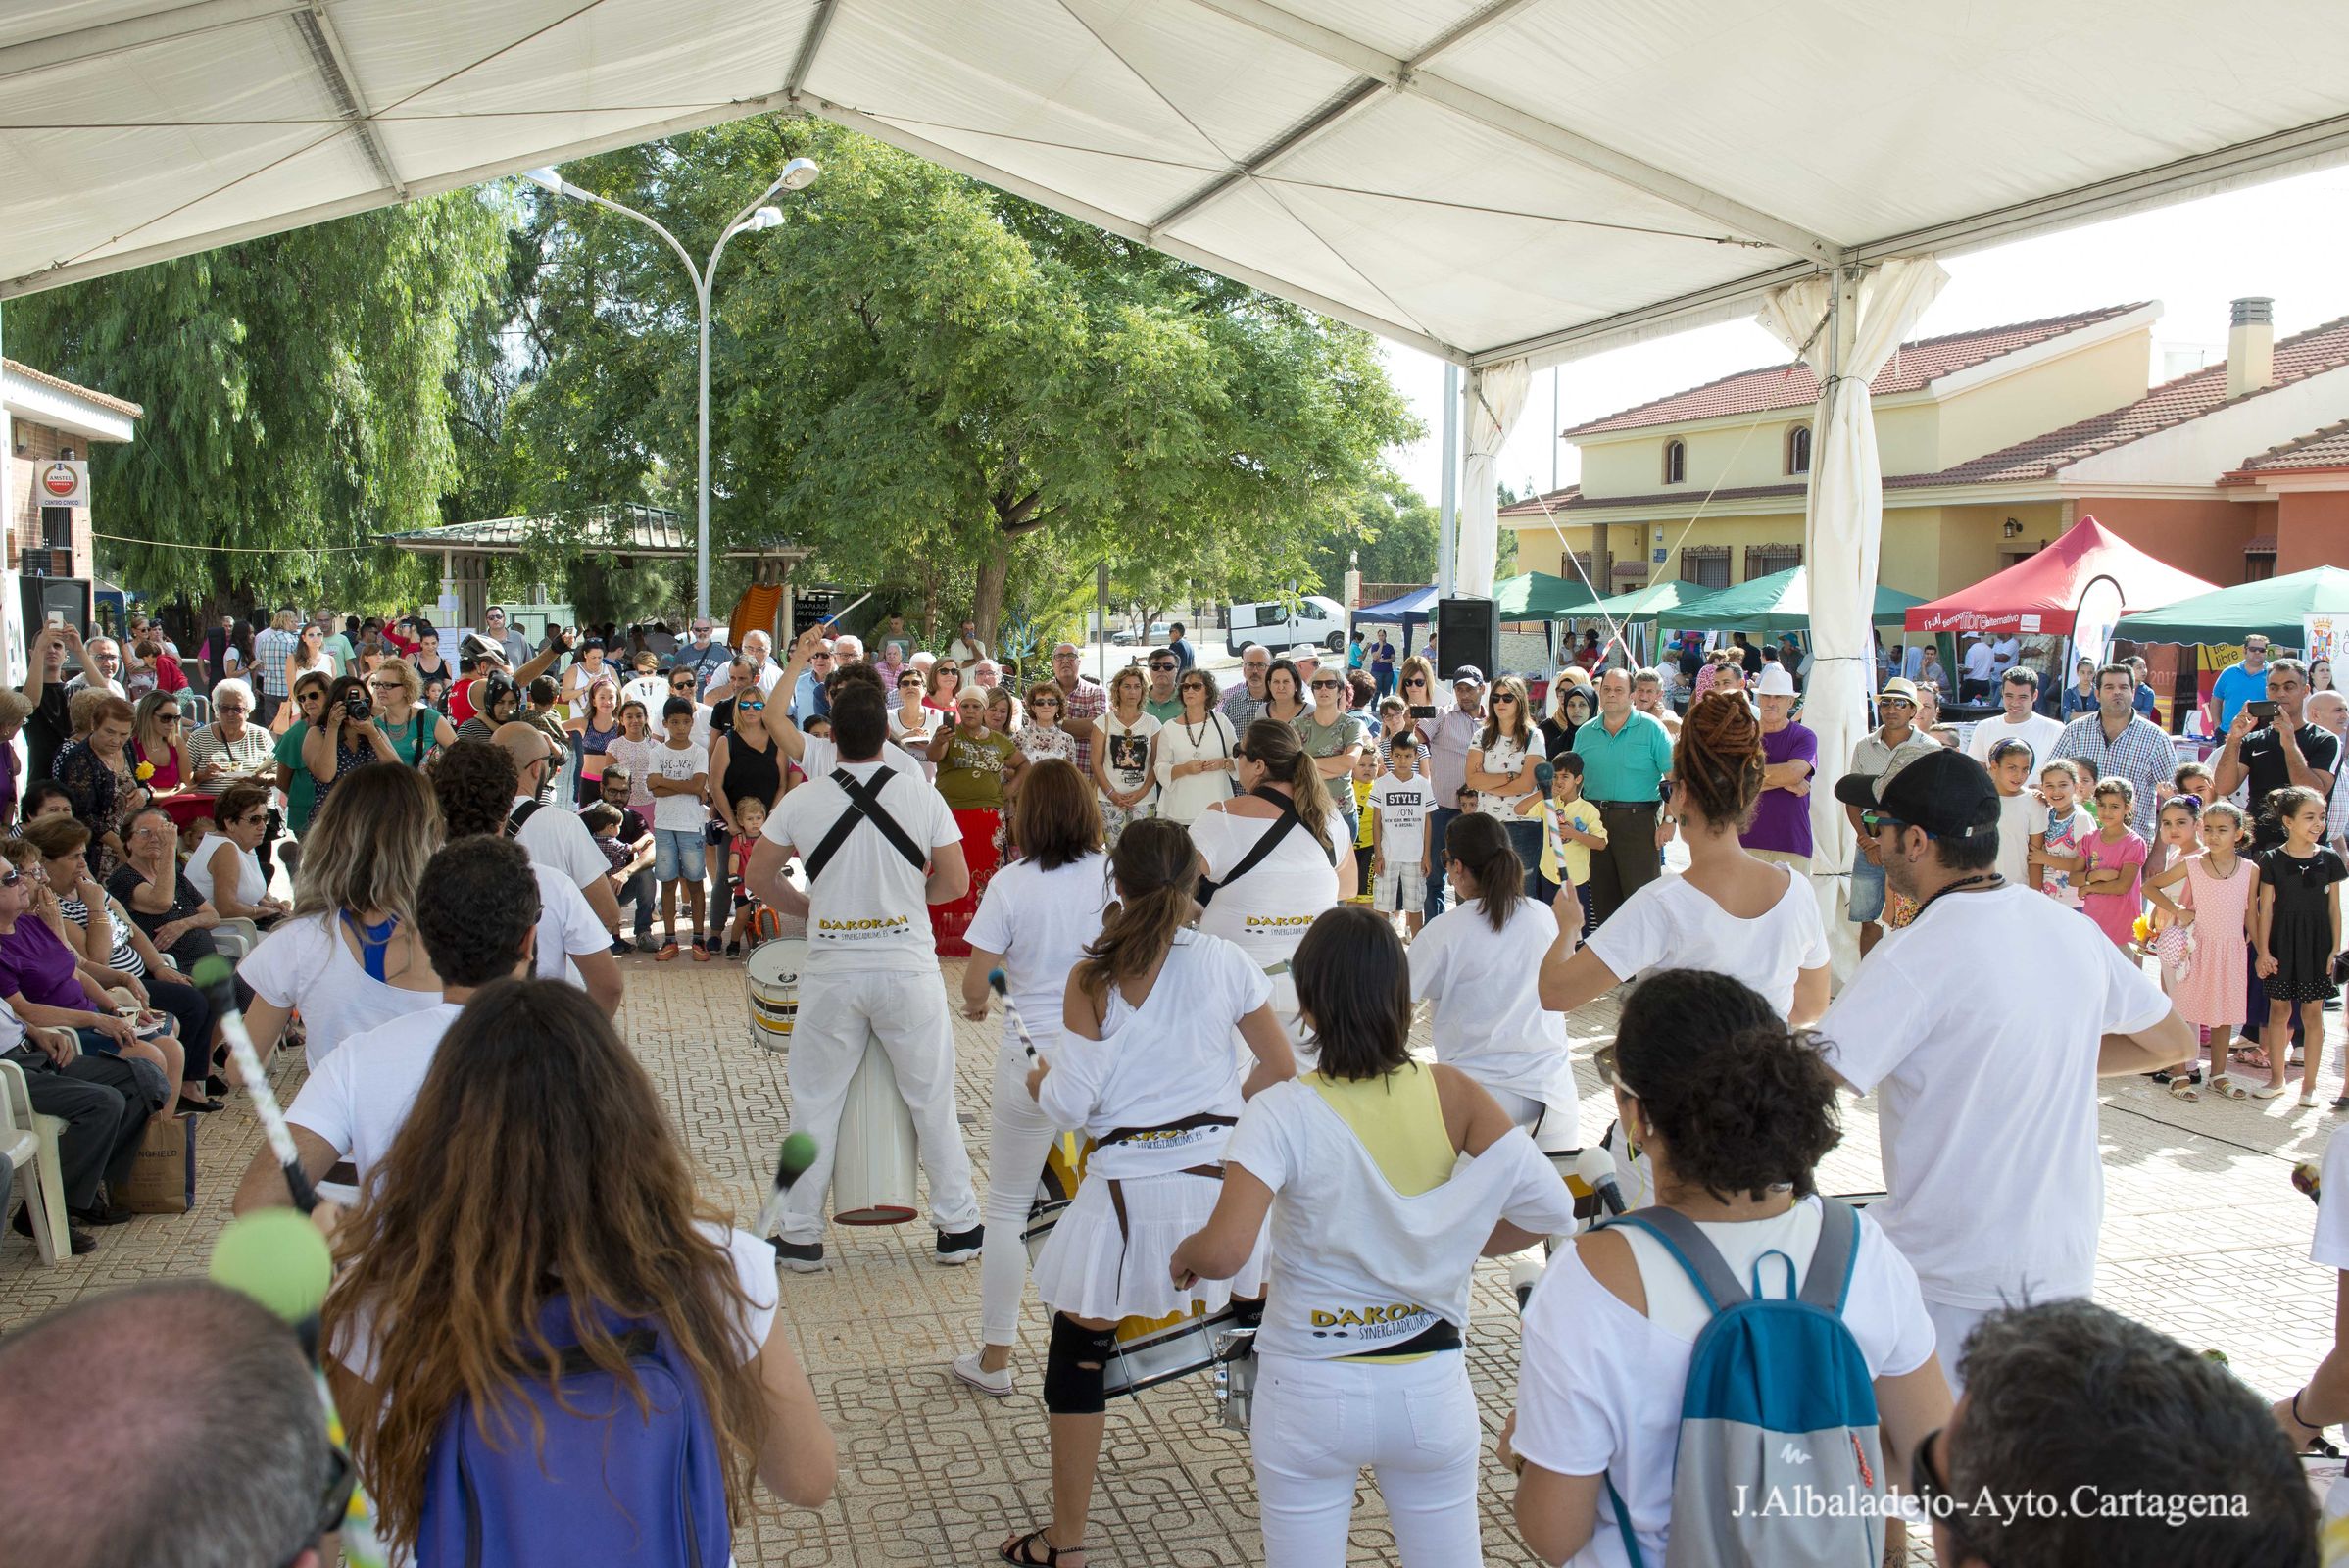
[
  {"xmin": 1455, "ymin": 357, "xmax": 1533, "ymax": 599},
  {"xmin": 1756, "ymin": 257, "xmax": 1946, "ymax": 972}
]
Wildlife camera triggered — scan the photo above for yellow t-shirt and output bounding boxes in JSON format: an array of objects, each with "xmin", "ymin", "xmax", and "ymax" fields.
[
  {"xmin": 1526, "ymin": 796, "xmax": 1606, "ymax": 886},
  {"xmin": 1352, "ymin": 777, "xmax": 1376, "ymax": 849}
]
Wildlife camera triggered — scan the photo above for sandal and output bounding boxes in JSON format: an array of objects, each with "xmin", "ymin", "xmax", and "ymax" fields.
[
  {"xmin": 2234, "ymin": 1047, "xmax": 2273, "ymax": 1072},
  {"xmin": 1000, "ymin": 1529, "xmax": 1085, "ymax": 1566},
  {"xmin": 2210, "ymin": 1074, "xmax": 2250, "ymax": 1101},
  {"xmin": 2168, "ymin": 1077, "xmax": 2200, "ymax": 1102}
]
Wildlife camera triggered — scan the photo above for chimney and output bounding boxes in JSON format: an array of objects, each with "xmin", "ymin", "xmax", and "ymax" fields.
[{"xmin": 2227, "ymin": 297, "xmax": 2275, "ymax": 399}]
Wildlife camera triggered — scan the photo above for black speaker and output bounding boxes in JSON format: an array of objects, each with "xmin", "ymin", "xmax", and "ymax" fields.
[
  {"xmin": 1435, "ymin": 596, "xmax": 1497, "ymax": 683},
  {"xmin": 17, "ymin": 575, "xmax": 91, "ymax": 640}
]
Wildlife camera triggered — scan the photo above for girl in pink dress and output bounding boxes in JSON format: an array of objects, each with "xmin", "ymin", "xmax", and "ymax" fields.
[
  {"xmin": 2146, "ymin": 800, "xmax": 2257, "ymax": 1098},
  {"xmin": 2079, "ymin": 777, "xmax": 2149, "ymax": 951}
]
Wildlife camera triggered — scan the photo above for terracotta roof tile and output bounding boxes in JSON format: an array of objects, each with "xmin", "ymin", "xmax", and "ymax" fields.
[
  {"xmin": 1560, "ymin": 303, "xmax": 2148, "ymax": 437},
  {"xmin": 2235, "ymin": 416, "xmax": 2349, "ymax": 473},
  {"xmin": 2, "ymin": 358, "xmax": 143, "ymax": 419}
]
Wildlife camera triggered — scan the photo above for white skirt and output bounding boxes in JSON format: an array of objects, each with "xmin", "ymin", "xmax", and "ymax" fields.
[{"xmin": 1030, "ymin": 1165, "xmax": 1267, "ymax": 1323}]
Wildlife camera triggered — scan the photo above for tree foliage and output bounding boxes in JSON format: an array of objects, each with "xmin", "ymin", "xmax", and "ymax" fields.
[{"xmin": 4, "ymin": 192, "xmax": 510, "ymax": 611}]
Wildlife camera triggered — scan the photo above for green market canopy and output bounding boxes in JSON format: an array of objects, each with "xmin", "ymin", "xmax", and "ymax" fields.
[
  {"xmin": 1493, "ymin": 570, "xmax": 1599, "ymax": 619},
  {"xmin": 1661, "ymin": 564, "xmax": 1923, "ymax": 633},
  {"xmin": 2113, "ymin": 565, "xmax": 2349, "ymax": 650}
]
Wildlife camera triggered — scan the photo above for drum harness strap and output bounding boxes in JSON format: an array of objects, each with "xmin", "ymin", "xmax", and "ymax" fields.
[
  {"xmin": 1196, "ymin": 786, "xmax": 1333, "ymax": 906},
  {"xmin": 504, "ymin": 799, "xmax": 544, "ymax": 838},
  {"xmin": 804, "ymin": 767, "xmax": 926, "ymax": 881},
  {"xmin": 1093, "ymin": 1113, "xmax": 1239, "ymax": 1291}
]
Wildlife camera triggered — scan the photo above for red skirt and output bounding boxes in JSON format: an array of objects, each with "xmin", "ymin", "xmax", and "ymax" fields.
[{"xmin": 932, "ymin": 808, "xmax": 1002, "ymax": 957}]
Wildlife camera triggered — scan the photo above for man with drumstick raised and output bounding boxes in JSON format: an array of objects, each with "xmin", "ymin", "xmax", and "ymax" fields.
[{"xmin": 747, "ymin": 683, "xmax": 983, "ymax": 1272}]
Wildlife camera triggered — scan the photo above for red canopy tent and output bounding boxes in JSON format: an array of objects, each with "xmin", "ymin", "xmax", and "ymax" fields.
[{"xmin": 1902, "ymin": 515, "xmax": 2219, "ymax": 635}]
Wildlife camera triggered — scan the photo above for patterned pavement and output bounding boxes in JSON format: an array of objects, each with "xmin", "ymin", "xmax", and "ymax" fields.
[{"xmin": 2, "ymin": 952, "xmax": 2341, "ymax": 1565}]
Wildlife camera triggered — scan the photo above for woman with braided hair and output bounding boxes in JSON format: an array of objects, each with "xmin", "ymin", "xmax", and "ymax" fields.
[{"xmin": 1541, "ymin": 691, "xmax": 1830, "ymax": 1026}]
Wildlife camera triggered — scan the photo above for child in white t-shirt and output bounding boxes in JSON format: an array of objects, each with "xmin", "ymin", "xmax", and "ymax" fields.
[
  {"xmin": 1986, "ymin": 739, "xmax": 2038, "ymax": 891},
  {"xmin": 1370, "ymin": 736, "xmax": 1434, "ymax": 936},
  {"xmin": 646, "ymin": 697, "xmax": 711, "ymax": 958},
  {"xmin": 2028, "ymin": 758, "xmax": 2091, "ymax": 908}
]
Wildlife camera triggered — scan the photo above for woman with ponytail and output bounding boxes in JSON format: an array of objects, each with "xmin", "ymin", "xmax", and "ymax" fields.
[
  {"xmin": 1504, "ymin": 969, "xmax": 1948, "ymax": 1567},
  {"xmin": 1541, "ymin": 691, "xmax": 1830, "ymax": 1025},
  {"xmin": 1193, "ymin": 718, "xmax": 1357, "ymax": 1055},
  {"xmin": 1408, "ymin": 812, "xmax": 1569, "ymax": 1136},
  {"xmin": 1004, "ymin": 817, "xmax": 1294, "ymax": 1567}
]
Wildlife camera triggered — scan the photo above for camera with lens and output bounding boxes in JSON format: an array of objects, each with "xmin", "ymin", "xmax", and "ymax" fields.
[{"xmin": 343, "ymin": 689, "xmax": 372, "ymax": 721}]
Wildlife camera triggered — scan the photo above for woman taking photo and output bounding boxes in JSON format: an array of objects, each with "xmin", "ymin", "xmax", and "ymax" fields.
[
  {"xmin": 1540, "ymin": 692, "xmax": 1832, "ymax": 1026},
  {"xmin": 706, "ymin": 684, "xmax": 784, "ymax": 955},
  {"xmin": 1504, "ymin": 968, "xmax": 1948, "ymax": 1566},
  {"xmin": 1093, "ymin": 666, "xmax": 1159, "ymax": 845},
  {"xmin": 1395, "ymin": 657, "xmax": 1440, "ymax": 719},
  {"xmin": 185, "ymin": 780, "xmax": 288, "ymax": 929},
  {"xmin": 1174, "ymin": 906, "xmax": 1577, "ymax": 1568},
  {"xmin": 240, "ymin": 762, "xmax": 444, "ymax": 1071},
  {"xmin": 929, "ymin": 687, "xmax": 1024, "ymax": 956},
  {"xmin": 1004, "ymin": 817, "xmax": 1294, "ymax": 1567},
  {"xmin": 1410, "ymin": 813, "xmax": 1570, "ymax": 1134},
  {"xmin": 54, "ymin": 692, "xmax": 144, "ymax": 878},
  {"xmin": 952, "ymin": 760, "xmax": 1110, "ymax": 1398},
  {"xmin": 564, "ymin": 674, "xmax": 622, "ymax": 805},
  {"xmin": 1194, "ymin": 719, "xmax": 1356, "ymax": 1053},
  {"xmin": 1154, "ymin": 669, "xmax": 1238, "ymax": 826},
  {"xmin": 1467, "ymin": 675, "xmax": 1545, "ymax": 891},
  {"xmin": 304, "ymin": 674, "xmax": 400, "ymax": 807},
  {"xmin": 367, "ymin": 658, "xmax": 457, "ymax": 768},
  {"xmin": 323, "ymin": 979, "xmax": 836, "ymax": 1561},
  {"xmin": 1261, "ymin": 658, "xmax": 1308, "ymax": 733}
]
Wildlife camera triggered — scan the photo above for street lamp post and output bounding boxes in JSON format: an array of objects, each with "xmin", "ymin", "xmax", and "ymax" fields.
[{"xmin": 522, "ymin": 158, "xmax": 819, "ymax": 620}]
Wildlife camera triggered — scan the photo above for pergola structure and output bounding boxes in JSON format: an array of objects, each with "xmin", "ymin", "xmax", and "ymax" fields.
[{"xmin": 378, "ymin": 505, "xmax": 811, "ymax": 633}]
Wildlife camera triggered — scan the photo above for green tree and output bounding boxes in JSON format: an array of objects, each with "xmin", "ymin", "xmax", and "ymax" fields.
[
  {"xmin": 505, "ymin": 117, "xmax": 1419, "ymax": 639},
  {"xmin": 4, "ymin": 191, "xmax": 510, "ymax": 612},
  {"xmin": 1304, "ymin": 473, "xmax": 1440, "ymax": 592}
]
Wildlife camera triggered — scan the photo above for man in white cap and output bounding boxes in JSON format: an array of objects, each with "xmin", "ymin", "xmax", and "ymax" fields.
[
  {"xmin": 1964, "ymin": 667, "xmax": 2065, "ymax": 772},
  {"xmin": 1844, "ymin": 676, "xmax": 1938, "ymax": 956},
  {"xmin": 1739, "ymin": 664, "xmax": 1817, "ymax": 868}
]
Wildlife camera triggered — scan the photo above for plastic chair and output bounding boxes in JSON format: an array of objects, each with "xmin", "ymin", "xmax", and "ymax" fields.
[
  {"xmin": 0, "ymin": 1057, "xmax": 72, "ymax": 1268},
  {"xmin": 211, "ymin": 917, "xmax": 261, "ymax": 959}
]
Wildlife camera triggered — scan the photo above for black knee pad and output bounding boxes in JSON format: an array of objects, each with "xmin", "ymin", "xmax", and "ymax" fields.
[{"xmin": 1043, "ymin": 1315, "xmax": 1118, "ymax": 1415}]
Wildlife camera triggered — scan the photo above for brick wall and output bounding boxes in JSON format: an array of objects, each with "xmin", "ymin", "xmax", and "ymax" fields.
[{"xmin": 9, "ymin": 420, "xmax": 93, "ymax": 580}]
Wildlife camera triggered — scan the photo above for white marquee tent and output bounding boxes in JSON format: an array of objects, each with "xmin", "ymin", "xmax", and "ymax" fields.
[{"xmin": 8, "ymin": 0, "xmax": 2349, "ymax": 950}]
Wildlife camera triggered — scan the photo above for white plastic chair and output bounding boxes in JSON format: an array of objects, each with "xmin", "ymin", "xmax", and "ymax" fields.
[
  {"xmin": 211, "ymin": 917, "xmax": 261, "ymax": 959},
  {"xmin": 0, "ymin": 1057, "xmax": 72, "ymax": 1268}
]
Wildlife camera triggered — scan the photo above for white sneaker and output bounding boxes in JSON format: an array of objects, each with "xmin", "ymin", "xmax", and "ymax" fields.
[{"xmin": 953, "ymin": 1350, "xmax": 1014, "ymax": 1397}]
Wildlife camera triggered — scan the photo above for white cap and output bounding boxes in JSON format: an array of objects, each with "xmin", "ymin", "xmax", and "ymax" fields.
[{"xmin": 1756, "ymin": 665, "xmax": 1796, "ymax": 697}]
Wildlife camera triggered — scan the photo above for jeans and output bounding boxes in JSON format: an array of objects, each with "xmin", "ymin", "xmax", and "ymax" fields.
[
  {"xmin": 653, "ymin": 826, "xmax": 705, "ymax": 881},
  {"xmin": 1850, "ymin": 854, "xmax": 1886, "ymax": 924},
  {"xmin": 616, "ymin": 865, "xmax": 658, "ymax": 938},
  {"xmin": 1502, "ymin": 815, "xmax": 1543, "ymax": 899},
  {"xmin": 1421, "ymin": 806, "xmax": 1460, "ymax": 919},
  {"xmin": 1253, "ymin": 1351, "xmax": 1483, "ymax": 1567}
]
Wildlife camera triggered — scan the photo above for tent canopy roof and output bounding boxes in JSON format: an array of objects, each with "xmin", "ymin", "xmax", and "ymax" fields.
[
  {"xmin": 380, "ymin": 506, "xmax": 807, "ymax": 562},
  {"xmin": 1902, "ymin": 514, "xmax": 2217, "ymax": 635},
  {"xmin": 1665, "ymin": 565, "xmax": 1921, "ymax": 633},
  {"xmin": 6, "ymin": 3, "xmax": 2349, "ymax": 368},
  {"xmin": 2113, "ymin": 565, "xmax": 2349, "ymax": 649},
  {"xmin": 1493, "ymin": 569, "xmax": 1597, "ymax": 618},
  {"xmin": 1581, "ymin": 577, "xmax": 1713, "ymax": 622},
  {"xmin": 1356, "ymin": 584, "xmax": 1437, "ymax": 621}
]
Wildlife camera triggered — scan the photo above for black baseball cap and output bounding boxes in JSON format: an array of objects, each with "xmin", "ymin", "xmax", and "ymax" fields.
[{"xmin": 1833, "ymin": 746, "xmax": 1999, "ymax": 840}]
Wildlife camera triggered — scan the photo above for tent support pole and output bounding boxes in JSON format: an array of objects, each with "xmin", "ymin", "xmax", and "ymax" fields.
[{"xmin": 1439, "ymin": 362, "xmax": 1460, "ymax": 599}]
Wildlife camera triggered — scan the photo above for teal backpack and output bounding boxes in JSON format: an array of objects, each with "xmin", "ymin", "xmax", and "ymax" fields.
[{"xmin": 1599, "ymin": 1198, "xmax": 1886, "ymax": 1567}]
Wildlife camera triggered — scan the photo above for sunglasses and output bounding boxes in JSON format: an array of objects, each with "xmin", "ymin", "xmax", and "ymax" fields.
[
  {"xmin": 156, "ymin": 710, "xmax": 183, "ymax": 721},
  {"xmin": 1404, "ymin": 677, "xmax": 1427, "ymax": 687},
  {"xmin": 1150, "ymin": 662, "xmax": 1176, "ymax": 671},
  {"xmin": 738, "ymin": 700, "xmax": 764, "ymax": 711},
  {"xmin": 1859, "ymin": 810, "xmax": 1913, "ymax": 836},
  {"xmin": 366, "ymin": 679, "xmax": 400, "ymax": 690},
  {"xmin": 1181, "ymin": 682, "xmax": 1206, "ymax": 693},
  {"xmin": 1031, "ymin": 698, "xmax": 1062, "ymax": 709},
  {"xmin": 1493, "ymin": 693, "xmax": 1519, "ymax": 704},
  {"xmin": 0, "ymin": 869, "xmax": 20, "ymax": 889}
]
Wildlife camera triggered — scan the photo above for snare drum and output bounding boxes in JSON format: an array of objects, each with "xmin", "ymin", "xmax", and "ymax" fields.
[
  {"xmin": 833, "ymin": 1038, "xmax": 919, "ymax": 1226},
  {"xmin": 745, "ymin": 938, "xmax": 805, "ymax": 1053},
  {"xmin": 1101, "ymin": 1301, "xmax": 1242, "ymax": 1400}
]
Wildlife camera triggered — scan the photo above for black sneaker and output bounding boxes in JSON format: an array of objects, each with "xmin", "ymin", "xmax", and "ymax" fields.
[
  {"xmin": 610, "ymin": 937, "xmax": 634, "ymax": 957},
  {"xmin": 2333, "ymin": 1097, "xmax": 2349, "ymax": 1112},
  {"xmin": 724, "ymin": 940, "xmax": 742, "ymax": 959},
  {"xmin": 771, "ymin": 1239, "xmax": 826, "ymax": 1273},
  {"xmin": 935, "ymin": 1225, "xmax": 984, "ymax": 1266}
]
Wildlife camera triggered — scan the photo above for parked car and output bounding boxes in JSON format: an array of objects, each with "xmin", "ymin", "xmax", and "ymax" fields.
[
  {"xmin": 1224, "ymin": 596, "xmax": 1346, "ymax": 658},
  {"xmin": 1110, "ymin": 620, "xmax": 1172, "ymax": 646}
]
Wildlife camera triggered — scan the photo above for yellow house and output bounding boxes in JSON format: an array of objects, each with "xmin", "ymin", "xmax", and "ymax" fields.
[{"xmin": 1500, "ymin": 301, "xmax": 2170, "ymax": 600}]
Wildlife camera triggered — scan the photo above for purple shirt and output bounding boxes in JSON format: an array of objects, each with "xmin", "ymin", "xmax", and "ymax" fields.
[
  {"xmin": 0, "ymin": 917, "xmax": 102, "ymax": 1013},
  {"xmin": 1741, "ymin": 719, "xmax": 1819, "ymax": 857}
]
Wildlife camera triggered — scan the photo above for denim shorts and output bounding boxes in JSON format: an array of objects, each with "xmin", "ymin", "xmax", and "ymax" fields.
[
  {"xmin": 1849, "ymin": 853, "xmax": 1885, "ymax": 923},
  {"xmin": 654, "ymin": 826, "xmax": 707, "ymax": 881}
]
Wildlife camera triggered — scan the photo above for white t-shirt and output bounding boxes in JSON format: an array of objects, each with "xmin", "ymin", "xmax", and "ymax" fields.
[
  {"xmin": 1993, "ymin": 791, "xmax": 2035, "ymax": 889},
  {"xmin": 1514, "ymin": 1199, "xmax": 1936, "ymax": 1568},
  {"xmin": 1963, "ymin": 710, "xmax": 2065, "ymax": 771},
  {"xmin": 795, "ymin": 734, "xmax": 929, "ymax": 783},
  {"xmin": 238, "ymin": 913, "xmax": 446, "ymax": 1070},
  {"xmin": 333, "ymin": 1221, "xmax": 777, "ymax": 1385},
  {"xmin": 648, "ymin": 741, "xmax": 709, "ymax": 832},
  {"xmin": 1409, "ymin": 897, "xmax": 1569, "ymax": 1105},
  {"xmin": 1474, "ymin": 729, "xmax": 1545, "ymax": 816},
  {"xmin": 1192, "ymin": 803, "xmax": 1347, "ymax": 975},
  {"xmin": 285, "ymin": 1001, "xmax": 463, "ymax": 1193},
  {"xmin": 1816, "ymin": 883, "xmax": 2171, "ymax": 1305},
  {"xmin": 1097, "ymin": 710, "xmax": 1160, "ymax": 802},
  {"xmin": 1585, "ymin": 865, "xmax": 1829, "ymax": 1020},
  {"xmin": 765, "ymin": 760, "xmax": 958, "ymax": 968},
  {"xmin": 513, "ymin": 796, "xmax": 611, "ymax": 893},
  {"xmin": 530, "ymin": 863, "xmax": 612, "ymax": 985},
  {"xmin": 1371, "ymin": 773, "xmax": 1434, "ymax": 859},
  {"xmin": 963, "ymin": 853, "xmax": 1111, "ymax": 1057},
  {"xmin": 2311, "ymin": 1127, "xmax": 2349, "ymax": 1269}
]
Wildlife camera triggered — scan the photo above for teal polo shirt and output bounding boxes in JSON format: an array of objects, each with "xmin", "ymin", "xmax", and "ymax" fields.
[{"xmin": 1572, "ymin": 709, "xmax": 1674, "ymax": 804}]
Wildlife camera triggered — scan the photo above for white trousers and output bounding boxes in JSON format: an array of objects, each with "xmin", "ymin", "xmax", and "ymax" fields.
[
  {"xmin": 1252, "ymin": 1351, "xmax": 1482, "ymax": 1568},
  {"xmin": 780, "ymin": 967, "xmax": 980, "ymax": 1245},
  {"xmin": 979, "ymin": 1037, "xmax": 1058, "ymax": 1346}
]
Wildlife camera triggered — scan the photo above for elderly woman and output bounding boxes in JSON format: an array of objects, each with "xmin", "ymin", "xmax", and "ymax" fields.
[
  {"xmin": 929, "ymin": 686, "xmax": 1023, "ymax": 956},
  {"xmin": 188, "ymin": 678, "xmax": 271, "ymax": 794},
  {"xmin": 367, "ymin": 656, "xmax": 457, "ymax": 766},
  {"xmin": 186, "ymin": 781, "xmax": 287, "ymax": 928},
  {"xmin": 969, "ymin": 657, "xmax": 1003, "ymax": 693},
  {"xmin": 55, "ymin": 692, "xmax": 144, "ymax": 877},
  {"xmin": 109, "ymin": 804, "xmax": 226, "ymax": 974}
]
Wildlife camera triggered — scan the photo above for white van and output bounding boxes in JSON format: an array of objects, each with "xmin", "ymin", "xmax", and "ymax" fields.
[{"xmin": 1224, "ymin": 595, "xmax": 1347, "ymax": 658}]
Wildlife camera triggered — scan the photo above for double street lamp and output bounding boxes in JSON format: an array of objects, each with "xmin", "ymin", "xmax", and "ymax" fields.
[{"xmin": 522, "ymin": 157, "xmax": 820, "ymax": 620}]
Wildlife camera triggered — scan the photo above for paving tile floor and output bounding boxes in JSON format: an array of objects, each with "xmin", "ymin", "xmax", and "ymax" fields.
[{"xmin": 2, "ymin": 953, "xmax": 2341, "ymax": 1566}]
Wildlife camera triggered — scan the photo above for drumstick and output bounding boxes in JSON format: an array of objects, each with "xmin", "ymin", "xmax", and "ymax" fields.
[
  {"xmin": 191, "ymin": 954, "xmax": 317, "ymax": 1213},
  {"xmin": 755, "ymin": 1131, "xmax": 821, "ymax": 1238},
  {"xmin": 987, "ymin": 967, "xmax": 1040, "ymax": 1059},
  {"xmin": 819, "ymin": 591, "xmax": 874, "ymax": 629}
]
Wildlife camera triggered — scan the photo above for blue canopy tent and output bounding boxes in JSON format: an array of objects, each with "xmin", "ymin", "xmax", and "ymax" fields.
[{"xmin": 1355, "ymin": 585, "xmax": 1439, "ymax": 656}]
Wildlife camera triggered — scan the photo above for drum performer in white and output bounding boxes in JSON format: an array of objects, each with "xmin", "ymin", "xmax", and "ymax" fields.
[
  {"xmin": 1172, "ymin": 905, "xmax": 1579, "ymax": 1567},
  {"xmin": 746, "ymin": 684, "xmax": 982, "ymax": 1272},
  {"xmin": 1003, "ymin": 818, "xmax": 1295, "ymax": 1568}
]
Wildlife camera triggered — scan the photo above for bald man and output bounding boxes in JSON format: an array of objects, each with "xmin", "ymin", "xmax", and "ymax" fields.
[{"xmin": 494, "ymin": 720, "xmax": 623, "ymax": 932}]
